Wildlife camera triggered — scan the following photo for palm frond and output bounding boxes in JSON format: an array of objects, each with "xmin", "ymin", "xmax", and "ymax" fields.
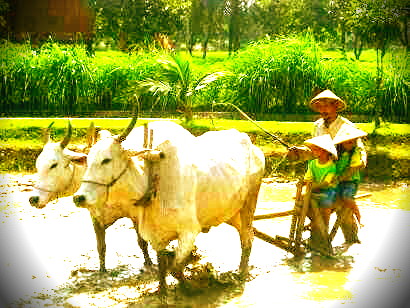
[
  {"xmin": 135, "ymin": 78, "xmax": 172, "ymax": 96},
  {"xmin": 193, "ymin": 71, "xmax": 230, "ymax": 92}
]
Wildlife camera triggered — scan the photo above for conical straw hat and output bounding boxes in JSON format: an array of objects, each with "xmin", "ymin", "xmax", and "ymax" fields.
[
  {"xmin": 333, "ymin": 124, "xmax": 367, "ymax": 145},
  {"xmin": 304, "ymin": 134, "xmax": 338, "ymax": 159},
  {"xmin": 309, "ymin": 89, "xmax": 346, "ymax": 112}
]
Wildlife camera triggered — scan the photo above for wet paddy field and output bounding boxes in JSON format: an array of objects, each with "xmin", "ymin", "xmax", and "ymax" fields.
[{"xmin": 0, "ymin": 173, "xmax": 409, "ymax": 307}]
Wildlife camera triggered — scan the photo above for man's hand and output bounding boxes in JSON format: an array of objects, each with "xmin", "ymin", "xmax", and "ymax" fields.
[{"xmin": 286, "ymin": 146, "xmax": 311, "ymax": 161}]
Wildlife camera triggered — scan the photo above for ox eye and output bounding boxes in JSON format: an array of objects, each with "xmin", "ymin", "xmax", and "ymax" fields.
[
  {"xmin": 101, "ymin": 158, "xmax": 111, "ymax": 165},
  {"xmin": 50, "ymin": 163, "xmax": 58, "ymax": 169}
]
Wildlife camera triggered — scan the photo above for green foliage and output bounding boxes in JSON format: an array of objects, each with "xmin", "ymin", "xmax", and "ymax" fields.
[
  {"xmin": 217, "ymin": 35, "xmax": 408, "ymax": 120},
  {"xmin": 126, "ymin": 52, "xmax": 229, "ymax": 122},
  {"xmin": 0, "ymin": 37, "xmax": 408, "ymax": 122},
  {"xmin": 95, "ymin": 0, "xmax": 188, "ymax": 49},
  {"xmin": 223, "ymin": 35, "xmax": 323, "ymax": 114},
  {"xmin": 0, "ymin": 42, "xmax": 157, "ymax": 115}
]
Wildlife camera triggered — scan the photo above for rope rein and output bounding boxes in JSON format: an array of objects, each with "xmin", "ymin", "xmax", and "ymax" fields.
[
  {"xmin": 81, "ymin": 160, "xmax": 131, "ymax": 188},
  {"xmin": 213, "ymin": 102, "xmax": 290, "ymax": 149}
]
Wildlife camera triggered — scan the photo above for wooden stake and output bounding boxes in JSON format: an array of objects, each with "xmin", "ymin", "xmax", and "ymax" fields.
[
  {"xmin": 288, "ymin": 179, "xmax": 304, "ymax": 250},
  {"xmin": 294, "ymin": 183, "xmax": 311, "ymax": 252}
]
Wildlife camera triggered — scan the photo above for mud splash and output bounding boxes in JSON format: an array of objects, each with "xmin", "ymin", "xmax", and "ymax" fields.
[{"xmin": 0, "ymin": 174, "xmax": 409, "ymax": 307}]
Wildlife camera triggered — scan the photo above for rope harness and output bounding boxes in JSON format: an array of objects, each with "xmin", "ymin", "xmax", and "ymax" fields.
[
  {"xmin": 81, "ymin": 160, "xmax": 131, "ymax": 189},
  {"xmin": 138, "ymin": 124, "xmax": 159, "ymax": 205},
  {"xmin": 80, "ymin": 124, "xmax": 159, "ymax": 207}
]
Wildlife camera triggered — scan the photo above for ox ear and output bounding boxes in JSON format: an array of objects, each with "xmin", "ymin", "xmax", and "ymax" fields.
[
  {"xmin": 126, "ymin": 149, "xmax": 165, "ymax": 161},
  {"xmin": 96, "ymin": 129, "xmax": 112, "ymax": 141},
  {"xmin": 64, "ymin": 149, "xmax": 87, "ymax": 165},
  {"xmin": 86, "ymin": 122, "xmax": 96, "ymax": 148},
  {"xmin": 71, "ymin": 155, "xmax": 87, "ymax": 165}
]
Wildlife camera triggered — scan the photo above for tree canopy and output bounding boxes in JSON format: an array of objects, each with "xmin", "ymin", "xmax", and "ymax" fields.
[{"xmin": 1, "ymin": 0, "xmax": 408, "ymax": 56}]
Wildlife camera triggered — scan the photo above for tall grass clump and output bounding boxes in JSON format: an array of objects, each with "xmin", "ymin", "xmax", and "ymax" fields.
[
  {"xmin": 0, "ymin": 42, "xmax": 158, "ymax": 116},
  {"xmin": 0, "ymin": 42, "xmax": 34, "ymax": 113},
  {"xmin": 223, "ymin": 34, "xmax": 322, "ymax": 115},
  {"xmin": 319, "ymin": 57, "xmax": 375, "ymax": 115},
  {"xmin": 379, "ymin": 48, "xmax": 409, "ymax": 123}
]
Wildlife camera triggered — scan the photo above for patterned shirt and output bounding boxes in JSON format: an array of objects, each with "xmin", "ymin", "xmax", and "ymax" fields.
[{"xmin": 336, "ymin": 147, "xmax": 363, "ymax": 182}]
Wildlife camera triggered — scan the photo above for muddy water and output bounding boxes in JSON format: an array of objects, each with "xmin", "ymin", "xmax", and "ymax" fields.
[{"xmin": 0, "ymin": 174, "xmax": 409, "ymax": 307}]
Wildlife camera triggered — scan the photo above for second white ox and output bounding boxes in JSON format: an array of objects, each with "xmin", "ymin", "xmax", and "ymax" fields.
[
  {"xmin": 73, "ymin": 118, "xmax": 265, "ymax": 293},
  {"xmin": 29, "ymin": 121, "xmax": 152, "ymax": 271}
]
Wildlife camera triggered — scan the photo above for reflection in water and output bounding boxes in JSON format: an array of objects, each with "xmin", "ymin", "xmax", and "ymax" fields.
[
  {"xmin": 248, "ymin": 181, "xmax": 410, "ymax": 307},
  {"xmin": 0, "ymin": 174, "xmax": 409, "ymax": 307},
  {"xmin": 287, "ymin": 253, "xmax": 354, "ymax": 273}
]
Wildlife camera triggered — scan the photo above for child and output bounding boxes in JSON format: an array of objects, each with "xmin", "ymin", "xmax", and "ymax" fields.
[
  {"xmin": 303, "ymin": 134, "xmax": 339, "ymax": 233},
  {"xmin": 333, "ymin": 124, "xmax": 367, "ymax": 236}
]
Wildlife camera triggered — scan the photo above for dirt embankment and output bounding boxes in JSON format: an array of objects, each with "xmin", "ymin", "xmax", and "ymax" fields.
[
  {"xmin": 2, "ymin": 145, "xmax": 408, "ymax": 182},
  {"xmin": 1, "ymin": 125, "xmax": 409, "ymax": 181}
]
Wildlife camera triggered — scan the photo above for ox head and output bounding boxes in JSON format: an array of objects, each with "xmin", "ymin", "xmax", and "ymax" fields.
[
  {"xmin": 29, "ymin": 121, "xmax": 108, "ymax": 208},
  {"xmin": 73, "ymin": 116, "xmax": 164, "ymax": 209}
]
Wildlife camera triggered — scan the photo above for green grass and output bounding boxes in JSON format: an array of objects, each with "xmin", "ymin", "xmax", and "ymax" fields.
[
  {"xmin": 1, "ymin": 118, "xmax": 409, "ymax": 160},
  {"xmin": 6, "ymin": 118, "xmax": 403, "ymax": 136}
]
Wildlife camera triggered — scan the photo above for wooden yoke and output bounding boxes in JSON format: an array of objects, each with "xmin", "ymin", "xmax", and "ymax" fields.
[{"xmin": 144, "ymin": 124, "xmax": 158, "ymax": 199}]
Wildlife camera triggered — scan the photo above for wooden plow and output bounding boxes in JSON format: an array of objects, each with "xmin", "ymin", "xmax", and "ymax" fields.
[
  {"xmin": 252, "ymin": 179, "xmax": 371, "ymax": 256},
  {"xmin": 252, "ymin": 179, "xmax": 308, "ymax": 256}
]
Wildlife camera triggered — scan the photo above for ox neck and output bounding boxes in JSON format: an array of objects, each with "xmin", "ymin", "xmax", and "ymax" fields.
[{"xmin": 67, "ymin": 163, "xmax": 86, "ymax": 196}]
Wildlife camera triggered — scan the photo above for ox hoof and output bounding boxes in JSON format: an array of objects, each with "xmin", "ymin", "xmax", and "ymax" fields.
[
  {"xmin": 73, "ymin": 194, "xmax": 86, "ymax": 206},
  {"xmin": 170, "ymin": 270, "xmax": 185, "ymax": 282},
  {"xmin": 29, "ymin": 196, "xmax": 39, "ymax": 206}
]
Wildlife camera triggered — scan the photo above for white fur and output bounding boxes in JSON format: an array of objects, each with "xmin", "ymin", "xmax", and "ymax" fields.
[{"xmin": 75, "ymin": 121, "xmax": 265, "ymax": 268}]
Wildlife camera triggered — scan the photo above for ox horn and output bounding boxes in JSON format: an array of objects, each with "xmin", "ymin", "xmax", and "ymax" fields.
[
  {"xmin": 60, "ymin": 120, "xmax": 72, "ymax": 149},
  {"xmin": 118, "ymin": 105, "xmax": 138, "ymax": 143},
  {"xmin": 41, "ymin": 121, "xmax": 55, "ymax": 144}
]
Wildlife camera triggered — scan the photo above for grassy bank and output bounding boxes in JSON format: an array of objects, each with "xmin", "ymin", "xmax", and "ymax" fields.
[{"xmin": 1, "ymin": 118, "xmax": 409, "ymax": 182}]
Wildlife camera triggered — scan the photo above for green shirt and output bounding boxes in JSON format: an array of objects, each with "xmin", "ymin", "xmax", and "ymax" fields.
[
  {"xmin": 304, "ymin": 159, "xmax": 337, "ymax": 188},
  {"xmin": 336, "ymin": 147, "xmax": 362, "ymax": 182}
]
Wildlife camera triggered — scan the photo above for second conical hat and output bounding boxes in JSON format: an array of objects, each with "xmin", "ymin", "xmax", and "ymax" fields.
[
  {"xmin": 304, "ymin": 134, "xmax": 338, "ymax": 159},
  {"xmin": 333, "ymin": 124, "xmax": 367, "ymax": 144},
  {"xmin": 309, "ymin": 89, "xmax": 346, "ymax": 111}
]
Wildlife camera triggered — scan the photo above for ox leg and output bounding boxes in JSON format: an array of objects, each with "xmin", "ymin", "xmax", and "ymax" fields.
[
  {"xmin": 133, "ymin": 222, "xmax": 153, "ymax": 267},
  {"xmin": 157, "ymin": 249, "xmax": 169, "ymax": 295},
  {"xmin": 167, "ymin": 231, "xmax": 199, "ymax": 284},
  {"xmin": 175, "ymin": 231, "xmax": 199, "ymax": 267},
  {"xmin": 92, "ymin": 217, "xmax": 107, "ymax": 272},
  {"xmin": 239, "ymin": 183, "xmax": 261, "ymax": 278}
]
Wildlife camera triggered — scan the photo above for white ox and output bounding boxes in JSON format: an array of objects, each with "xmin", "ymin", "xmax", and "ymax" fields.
[
  {"xmin": 29, "ymin": 121, "xmax": 152, "ymax": 271},
  {"xmin": 73, "ymin": 118, "xmax": 265, "ymax": 293}
]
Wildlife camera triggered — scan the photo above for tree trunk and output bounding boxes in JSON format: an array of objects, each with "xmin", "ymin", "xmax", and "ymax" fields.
[
  {"xmin": 202, "ymin": 32, "xmax": 208, "ymax": 59},
  {"xmin": 353, "ymin": 33, "xmax": 363, "ymax": 60},
  {"xmin": 340, "ymin": 22, "xmax": 346, "ymax": 55},
  {"xmin": 228, "ymin": 0, "xmax": 240, "ymax": 55}
]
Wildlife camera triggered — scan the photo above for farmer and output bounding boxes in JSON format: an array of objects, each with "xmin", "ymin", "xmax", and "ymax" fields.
[
  {"xmin": 303, "ymin": 134, "xmax": 338, "ymax": 254},
  {"xmin": 333, "ymin": 124, "xmax": 368, "ymax": 242},
  {"xmin": 287, "ymin": 89, "xmax": 366, "ymax": 244},
  {"xmin": 288, "ymin": 89, "xmax": 366, "ymax": 162}
]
